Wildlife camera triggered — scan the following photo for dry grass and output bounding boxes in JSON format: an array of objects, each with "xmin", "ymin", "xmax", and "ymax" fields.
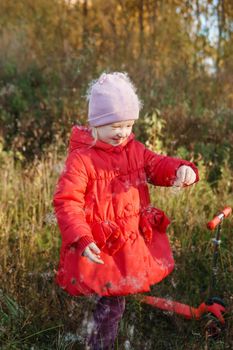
[{"xmin": 0, "ymin": 146, "xmax": 233, "ymax": 349}]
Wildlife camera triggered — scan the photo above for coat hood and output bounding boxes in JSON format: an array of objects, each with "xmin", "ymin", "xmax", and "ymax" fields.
[{"xmin": 68, "ymin": 125, "xmax": 135, "ymax": 153}]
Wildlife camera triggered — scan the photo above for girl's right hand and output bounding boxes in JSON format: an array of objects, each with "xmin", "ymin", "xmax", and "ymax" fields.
[{"xmin": 82, "ymin": 242, "xmax": 104, "ymax": 264}]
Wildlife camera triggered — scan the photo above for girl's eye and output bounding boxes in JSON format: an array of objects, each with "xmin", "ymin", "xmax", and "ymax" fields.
[{"xmin": 112, "ymin": 124, "xmax": 132, "ymax": 129}]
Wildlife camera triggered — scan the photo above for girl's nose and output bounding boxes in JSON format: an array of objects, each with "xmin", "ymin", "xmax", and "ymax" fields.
[
  {"xmin": 117, "ymin": 131, "xmax": 123, "ymax": 137},
  {"xmin": 117, "ymin": 129, "xmax": 127, "ymax": 138}
]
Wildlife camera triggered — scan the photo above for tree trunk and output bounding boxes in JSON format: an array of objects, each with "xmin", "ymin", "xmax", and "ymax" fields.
[
  {"xmin": 138, "ymin": 0, "xmax": 144, "ymax": 56},
  {"xmin": 82, "ymin": 0, "xmax": 88, "ymax": 49},
  {"xmin": 216, "ymin": 0, "xmax": 225, "ymax": 73}
]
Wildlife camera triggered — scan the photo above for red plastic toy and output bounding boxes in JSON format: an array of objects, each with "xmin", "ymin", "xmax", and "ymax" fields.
[{"xmin": 140, "ymin": 207, "xmax": 232, "ymax": 337}]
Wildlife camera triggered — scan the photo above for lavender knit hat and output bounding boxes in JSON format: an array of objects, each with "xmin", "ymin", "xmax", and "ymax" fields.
[{"xmin": 87, "ymin": 72, "xmax": 142, "ymax": 127}]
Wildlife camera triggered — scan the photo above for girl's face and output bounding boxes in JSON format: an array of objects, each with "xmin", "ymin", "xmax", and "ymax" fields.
[{"xmin": 96, "ymin": 120, "xmax": 135, "ymax": 146}]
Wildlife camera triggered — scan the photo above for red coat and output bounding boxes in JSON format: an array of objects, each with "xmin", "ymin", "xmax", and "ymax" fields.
[{"xmin": 53, "ymin": 126, "xmax": 198, "ymax": 296}]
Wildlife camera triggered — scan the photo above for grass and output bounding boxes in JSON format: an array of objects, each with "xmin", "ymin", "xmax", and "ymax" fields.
[{"xmin": 0, "ymin": 145, "xmax": 233, "ymax": 349}]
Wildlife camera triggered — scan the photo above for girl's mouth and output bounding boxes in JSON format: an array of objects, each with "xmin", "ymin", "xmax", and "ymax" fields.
[
  {"xmin": 112, "ymin": 137, "xmax": 125, "ymax": 141},
  {"xmin": 112, "ymin": 139, "xmax": 124, "ymax": 144}
]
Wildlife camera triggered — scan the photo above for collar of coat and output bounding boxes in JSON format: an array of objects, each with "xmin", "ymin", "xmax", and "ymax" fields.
[{"xmin": 68, "ymin": 125, "xmax": 135, "ymax": 153}]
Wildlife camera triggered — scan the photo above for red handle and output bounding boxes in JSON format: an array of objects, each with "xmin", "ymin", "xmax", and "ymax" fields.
[{"xmin": 207, "ymin": 207, "xmax": 232, "ymax": 230}]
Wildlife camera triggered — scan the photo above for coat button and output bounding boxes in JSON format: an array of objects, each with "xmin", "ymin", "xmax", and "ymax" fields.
[
  {"xmin": 130, "ymin": 233, "xmax": 137, "ymax": 240},
  {"xmin": 125, "ymin": 204, "xmax": 133, "ymax": 211}
]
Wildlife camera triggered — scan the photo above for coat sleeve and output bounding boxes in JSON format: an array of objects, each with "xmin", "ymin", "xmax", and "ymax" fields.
[
  {"xmin": 53, "ymin": 150, "xmax": 94, "ymax": 253},
  {"xmin": 144, "ymin": 147, "xmax": 199, "ymax": 187}
]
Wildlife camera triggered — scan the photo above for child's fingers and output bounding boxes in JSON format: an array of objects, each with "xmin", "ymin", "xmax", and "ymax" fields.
[
  {"xmin": 83, "ymin": 247, "xmax": 104, "ymax": 264},
  {"xmin": 89, "ymin": 242, "xmax": 101, "ymax": 254},
  {"xmin": 175, "ymin": 166, "xmax": 196, "ymax": 186},
  {"xmin": 173, "ymin": 178, "xmax": 182, "ymax": 187},
  {"xmin": 173, "ymin": 166, "xmax": 186, "ymax": 187},
  {"xmin": 88, "ymin": 251, "xmax": 104, "ymax": 264},
  {"xmin": 179, "ymin": 166, "xmax": 186, "ymax": 183},
  {"xmin": 184, "ymin": 168, "xmax": 196, "ymax": 185}
]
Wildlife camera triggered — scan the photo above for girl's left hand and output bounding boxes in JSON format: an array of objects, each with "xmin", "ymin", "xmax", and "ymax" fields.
[
  {"xmin": 173, "ymin": 165, "xmax": 196, "ymax": 187},
  {"xmin": 83, "ymin": 242, "xmax": 104, "ymax": 264}
]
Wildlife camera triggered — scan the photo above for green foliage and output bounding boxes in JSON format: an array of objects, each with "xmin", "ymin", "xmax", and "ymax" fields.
[
  {"xmin": 0, "ymin": 290, "xmax": 24, "ymax": 349},
  {"xmin": 136, "ymin": 109, "xmax": 166, "ymax": 153},
  {"xmin": 1, "ymin": 57, "xmax": 225, "ymax": 176}
]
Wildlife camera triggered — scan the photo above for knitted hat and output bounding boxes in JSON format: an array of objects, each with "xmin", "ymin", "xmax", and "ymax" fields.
[{"xmin": 87, "ymin": 72, "xmax": 142, "ymax": 127}]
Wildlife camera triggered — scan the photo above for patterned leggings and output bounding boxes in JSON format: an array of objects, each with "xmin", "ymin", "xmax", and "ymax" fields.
[{"xmin": 86, "ymin": 296, "xmax": 126, "ymax": 350}]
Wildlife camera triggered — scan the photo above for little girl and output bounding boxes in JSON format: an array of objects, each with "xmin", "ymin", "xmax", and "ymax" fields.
[{"xmin": 53, "ymin": 72, "xmax": 198, "ymax": 350}]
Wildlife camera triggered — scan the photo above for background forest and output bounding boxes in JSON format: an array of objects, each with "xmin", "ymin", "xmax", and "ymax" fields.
[{"xmin": 0, "ymin": 0, "xmax": 233, "ymax": 349}]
